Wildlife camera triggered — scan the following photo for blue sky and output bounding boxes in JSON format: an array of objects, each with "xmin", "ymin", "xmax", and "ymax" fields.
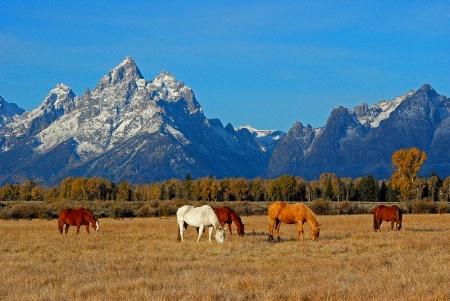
[{"xmin": 1, "ymin": 1, "xmax": 449, "ymax": 131}]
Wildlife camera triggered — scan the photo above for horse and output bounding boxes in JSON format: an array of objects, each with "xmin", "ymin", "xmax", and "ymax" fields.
[
  {"xmin": 373, "ymin": 205, "xmax": 402, "ymax": 231},
  {"xmin": 268, "ymin": 201, "xmax": 321, "ymax": 241},
  {"xmin": 212, "ymin": 206, "xmax": 245, "ymax": 236},
  {"xmin": 58, "ymin": 208, "xmax": 99, "ymax": 235},
  {"xmin": 177, "ymin": 205, "xmax": 227, "ymax": 243}
]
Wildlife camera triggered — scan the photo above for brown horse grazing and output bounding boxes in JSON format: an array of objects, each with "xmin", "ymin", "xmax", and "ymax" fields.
[
  {"xmin": 268, "ymin": 201, "xmax": 321, "ymax": 241},
  {"xmin": 58, "ymin": 208, "xmax": 99, "ymax": 235},
  {"xmin": 212, "ymin": 206, "xmax": 245, "ymax": 236},
  {"xmin": 373, "ymin": 205, "xmax": 402, "ymax": 231}
]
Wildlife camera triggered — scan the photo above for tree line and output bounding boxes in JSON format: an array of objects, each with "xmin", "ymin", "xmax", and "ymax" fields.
[
  {"xmin": 0, "ymin": 148, "xmax": 448, "ymax": 203},
  {"xmin": 0, "ymin": 172, "xmax": 449, "ymax": 203}
]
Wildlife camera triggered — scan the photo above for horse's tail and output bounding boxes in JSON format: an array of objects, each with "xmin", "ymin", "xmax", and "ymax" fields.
[
  {"xmin": 397, "ymin": 207, "xmax": 403, "ymax": 230},
  {"xmin": 58, "ymin": 209, "xmax": 67, "ymax": 234},
  {"xmin": 58, "ymin": 219, "xmax": 63, "ymax": 234},
  {"xmin": 373, "ymin": 210, "xmax": 378, "ymax": 231}
]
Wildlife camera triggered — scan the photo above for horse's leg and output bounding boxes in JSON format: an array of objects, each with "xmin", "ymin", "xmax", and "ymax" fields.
[
  {"xmin": 197, "ymin": 225, "xmax": 205, "ymax": 242},
  {"xmin": 377, "ymin": 219, "xmax": 382, "ymax": 231},
  {"xmin": 178, "ymin": 222, "xmax": 186, "ymax": 241},
  {"xmin": 297, "ymin": 222, "xmax": 304, "ymax": 241},
  {"xmin": 228, "ymin": 222, "xmax": 232, "ymax": 235},
  {"xmin": 85, "ymin": 224, "xmax": 90, "ymax": 233},
  {"xmin": 268, "ymin": 217, "xmax": 275, "ymax": 241},
  {"xmin": 390, "ymin": 220, "xmax": 395, "ymax": 230},
  {"xmin": 208, "ymin": 227, "xmax": 214, "ymax": 242},
  {"xmin": 76, "ymin": 223, "xmax": 81, "ymax": 234},
  {"xmin": 58, "ymin": 220, "xmax": 63, "ymax": 234},
  {"xmin": 65, "ymin": 224, "xmax": 70, "ymax": 234},
  {"xmin": 275, "ymin": 219, "xmax": 282, "ymax": 241}
]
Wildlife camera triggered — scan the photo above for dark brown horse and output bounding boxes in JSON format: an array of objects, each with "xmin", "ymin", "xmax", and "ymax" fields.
[
  {"xmin": 58, "ymin": 208, "xmax": 99, "ymax": 235},
  {"xmin": 373, "ymin": 205, "xmax": 402, "ymax": 231},
  {"xmin": 212, "ymin": 206, "xmax": 245, "ymax": 236}
]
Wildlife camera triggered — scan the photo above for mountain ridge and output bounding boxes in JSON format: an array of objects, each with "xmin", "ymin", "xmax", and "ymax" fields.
[{"xmin": 1, "ymin": 57, "xmax": 448, "ymax": 185}]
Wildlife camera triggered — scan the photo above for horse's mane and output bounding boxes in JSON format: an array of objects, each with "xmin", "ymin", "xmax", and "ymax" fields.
[
  {"xmin": 229, "ymin": 208, "xmax": 242, "ymax": 223},
  {"xmin": 300, "ymin": 203, "xmax": 320, "ymax": 226}
]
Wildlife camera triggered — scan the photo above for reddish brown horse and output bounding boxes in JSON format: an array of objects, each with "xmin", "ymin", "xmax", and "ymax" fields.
[
  {"xmin": 58, "ymin": 208, "xmax": 99, "ymax": 235},
  {"xmin": 268, "ymin": 201, "xmax": 321, "ymax": 241},
  {"xmin": 373, "ymin": 205, "xmax": 402, "ymax": 231},
  {"xmin": 212, "ymin": 206, "xmax": 245, "ymax": 236}
]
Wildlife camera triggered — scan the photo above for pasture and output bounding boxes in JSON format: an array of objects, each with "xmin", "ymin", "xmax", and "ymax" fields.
[{"xmin": 1, "ymin": 214, "xmax": 449, "ymax": 301}]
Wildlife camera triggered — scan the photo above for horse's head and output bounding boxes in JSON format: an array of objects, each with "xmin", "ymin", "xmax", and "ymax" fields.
[
  {"xmin": 396, "ymin": 221, "xmax": 402, "ymax": 230},
  {"xmin": 311, "ymin": 224, "xmax": 322, "ymax": 241},
  {"xmin": 215, "ymin": 225, "xmax": 227, "ymax": 243},
  {"xmin": 93, "ymin": 218, "xmax": 99, "ymax": 232},
  {"xmin": 237, "ymin": 223, "xmax": 245, "ymax": 236}
]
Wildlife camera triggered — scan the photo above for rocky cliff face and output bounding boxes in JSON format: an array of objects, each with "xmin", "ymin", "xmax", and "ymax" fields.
[
  {"xmin": 0, "ymin": 57, "xmax": 273, "ymax": 185},
  {"xmin": 267, "ymin": 84, "xmax": 450, "ymax": 180}
]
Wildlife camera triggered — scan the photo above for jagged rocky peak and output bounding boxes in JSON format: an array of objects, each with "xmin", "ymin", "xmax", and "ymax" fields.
[
  {"xmin": 97, "ymin": 56, "xmax": 144, "ymax": 88},
  {"xmin": 150, "ymin": 70, "xmax": 187, "ymax": 100},
  {"xmin": 0, "ymin": 96, "xmax": 24, "ymax": 118},
  {"xmin": 150, "ymin": 70, "xmax": 201, "ymax": 115},
  {"xmin": 114, "ymin": 56, "xmax": 143, "ymax": 80},
  {"xmin": 42, "ymin": 83, "xmax": 77, "ymax": 112},
  {"xmin": 414, "ymin": 84, "xmax": 446, "ymax": 105},
  {"xmin": 354, "ymin": 89, "xmax": 416, "ymax": 128}
]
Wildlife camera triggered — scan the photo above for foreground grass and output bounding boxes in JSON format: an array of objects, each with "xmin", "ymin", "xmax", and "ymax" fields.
[{"xmin": 1, "ymin": 214, "xmax": 449, "ymax": 301}]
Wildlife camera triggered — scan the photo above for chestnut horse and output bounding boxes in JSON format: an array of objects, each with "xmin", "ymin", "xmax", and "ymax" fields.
[
  {"xmin": 58, "ymin": 208, "xmax": 99, "ymax": 235},
  {"xmin": 373, "ymin": 205, "xmax": 402, "ymax": 231},
  {"xmin": 212, "ymin": 206, "xmax": 245, "ymax": 236},
  {"xmin": 268, "ymin": 201, "xmax": 321, "ymax": 241}
]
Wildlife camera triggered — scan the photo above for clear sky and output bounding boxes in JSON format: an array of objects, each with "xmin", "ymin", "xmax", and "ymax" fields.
[{"xmin": 1, "ymin": 1, "xmax": 449, "ymax": 132}]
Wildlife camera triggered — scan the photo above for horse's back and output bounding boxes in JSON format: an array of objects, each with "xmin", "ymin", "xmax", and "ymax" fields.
[
  {"xmin": 59, "ymin": 208, "xmax": 93, "ymax": 224},
  {"xmin": 268, "ymin": 201, "xmax": 286, "ymax": 217},
  {"xmin": 374, "ymin": 205, "xmax": 399, "ymax": 219},
  {"xmin": 198, "ymin": 205, "xmax": 218, "ymax": 224},
  {"xmin": 178, "ymin": 205, "xmax": 218, "ymax": 227},
  {"xmin": 269, "ymin": 201, "xmax": 303, "ymax": 222}
]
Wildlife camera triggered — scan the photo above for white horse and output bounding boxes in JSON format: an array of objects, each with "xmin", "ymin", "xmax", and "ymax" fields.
[{"xmin": 177, "ymin": 205, "xmax": 227, "ymax": 243}]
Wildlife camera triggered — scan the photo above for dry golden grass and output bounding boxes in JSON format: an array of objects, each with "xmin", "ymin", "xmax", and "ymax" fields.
[{"xmin": 1, "ymin": 214, "xmax": 449, "ymax": 301}]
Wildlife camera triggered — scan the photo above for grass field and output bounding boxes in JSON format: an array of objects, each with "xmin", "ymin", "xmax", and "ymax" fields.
[{"xmin": 1, "ymin": 214, "xmax": 449, "ymax": 301}]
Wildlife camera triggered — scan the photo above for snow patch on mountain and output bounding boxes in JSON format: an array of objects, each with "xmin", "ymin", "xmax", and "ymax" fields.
[
  {"xmin": 36, "ymin": 111, "xmax": 82, "ymax": 153},
  {"xmin": 355, "ymin": 90, "xmax": 415, "ymax": 128},
  {"xmin": 239, "ymin": 125, "xmax": 286, "ymax": 152}
]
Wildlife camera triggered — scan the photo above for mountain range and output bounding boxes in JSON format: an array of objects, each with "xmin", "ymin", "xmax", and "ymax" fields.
[{"xmin": 1, "ymin": 57, "xmax": 448, "ymax": 186}]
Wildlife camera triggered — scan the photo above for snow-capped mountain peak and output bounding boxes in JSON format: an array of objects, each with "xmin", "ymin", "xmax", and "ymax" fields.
[
  {"xmin": 96, "ymin": 56, "xmax": 143, "ymax": 90},
  {"xmin": 42, "ymin": 83, "xmax": 78, "ymax": 112},
  {"xmin": 150, "ymin": 71, "xmax": 185, "ymax": 100}
]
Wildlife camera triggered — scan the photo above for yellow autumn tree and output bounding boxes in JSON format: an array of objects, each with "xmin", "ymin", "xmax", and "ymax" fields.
[{"xmin": 391, "ymin": 148, "xmax": 427, "ymax": 200}]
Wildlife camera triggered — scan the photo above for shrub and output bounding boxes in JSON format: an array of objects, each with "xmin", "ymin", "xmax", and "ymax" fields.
[
  {"xmin": 308, "ymin": 199, "xmax": 333, "ymax": 215},
  {"xmin": 335, "ymin": 201, "xmax": 367, "ymax": 215},
  {"xmin": 156, "ymin": 201, "xmax": 178, "ymax": 217},
  {"xmin": 437, "ymin": 202, "xmax": 449, "ymax": 214},
  {"xmin": 111, "ymin": 203, "xmax": 136, "ymax": 218},
  {"xmin": 136, "ymin": 204, "xmax": 157, "ymax": 217},
  {"xmin": 411, "ymin": 198, "xmax": 437, "ymax": 214},
  {"xmin": 8, "ymin": 203, "xmax": 42, "ymax": 219}
]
